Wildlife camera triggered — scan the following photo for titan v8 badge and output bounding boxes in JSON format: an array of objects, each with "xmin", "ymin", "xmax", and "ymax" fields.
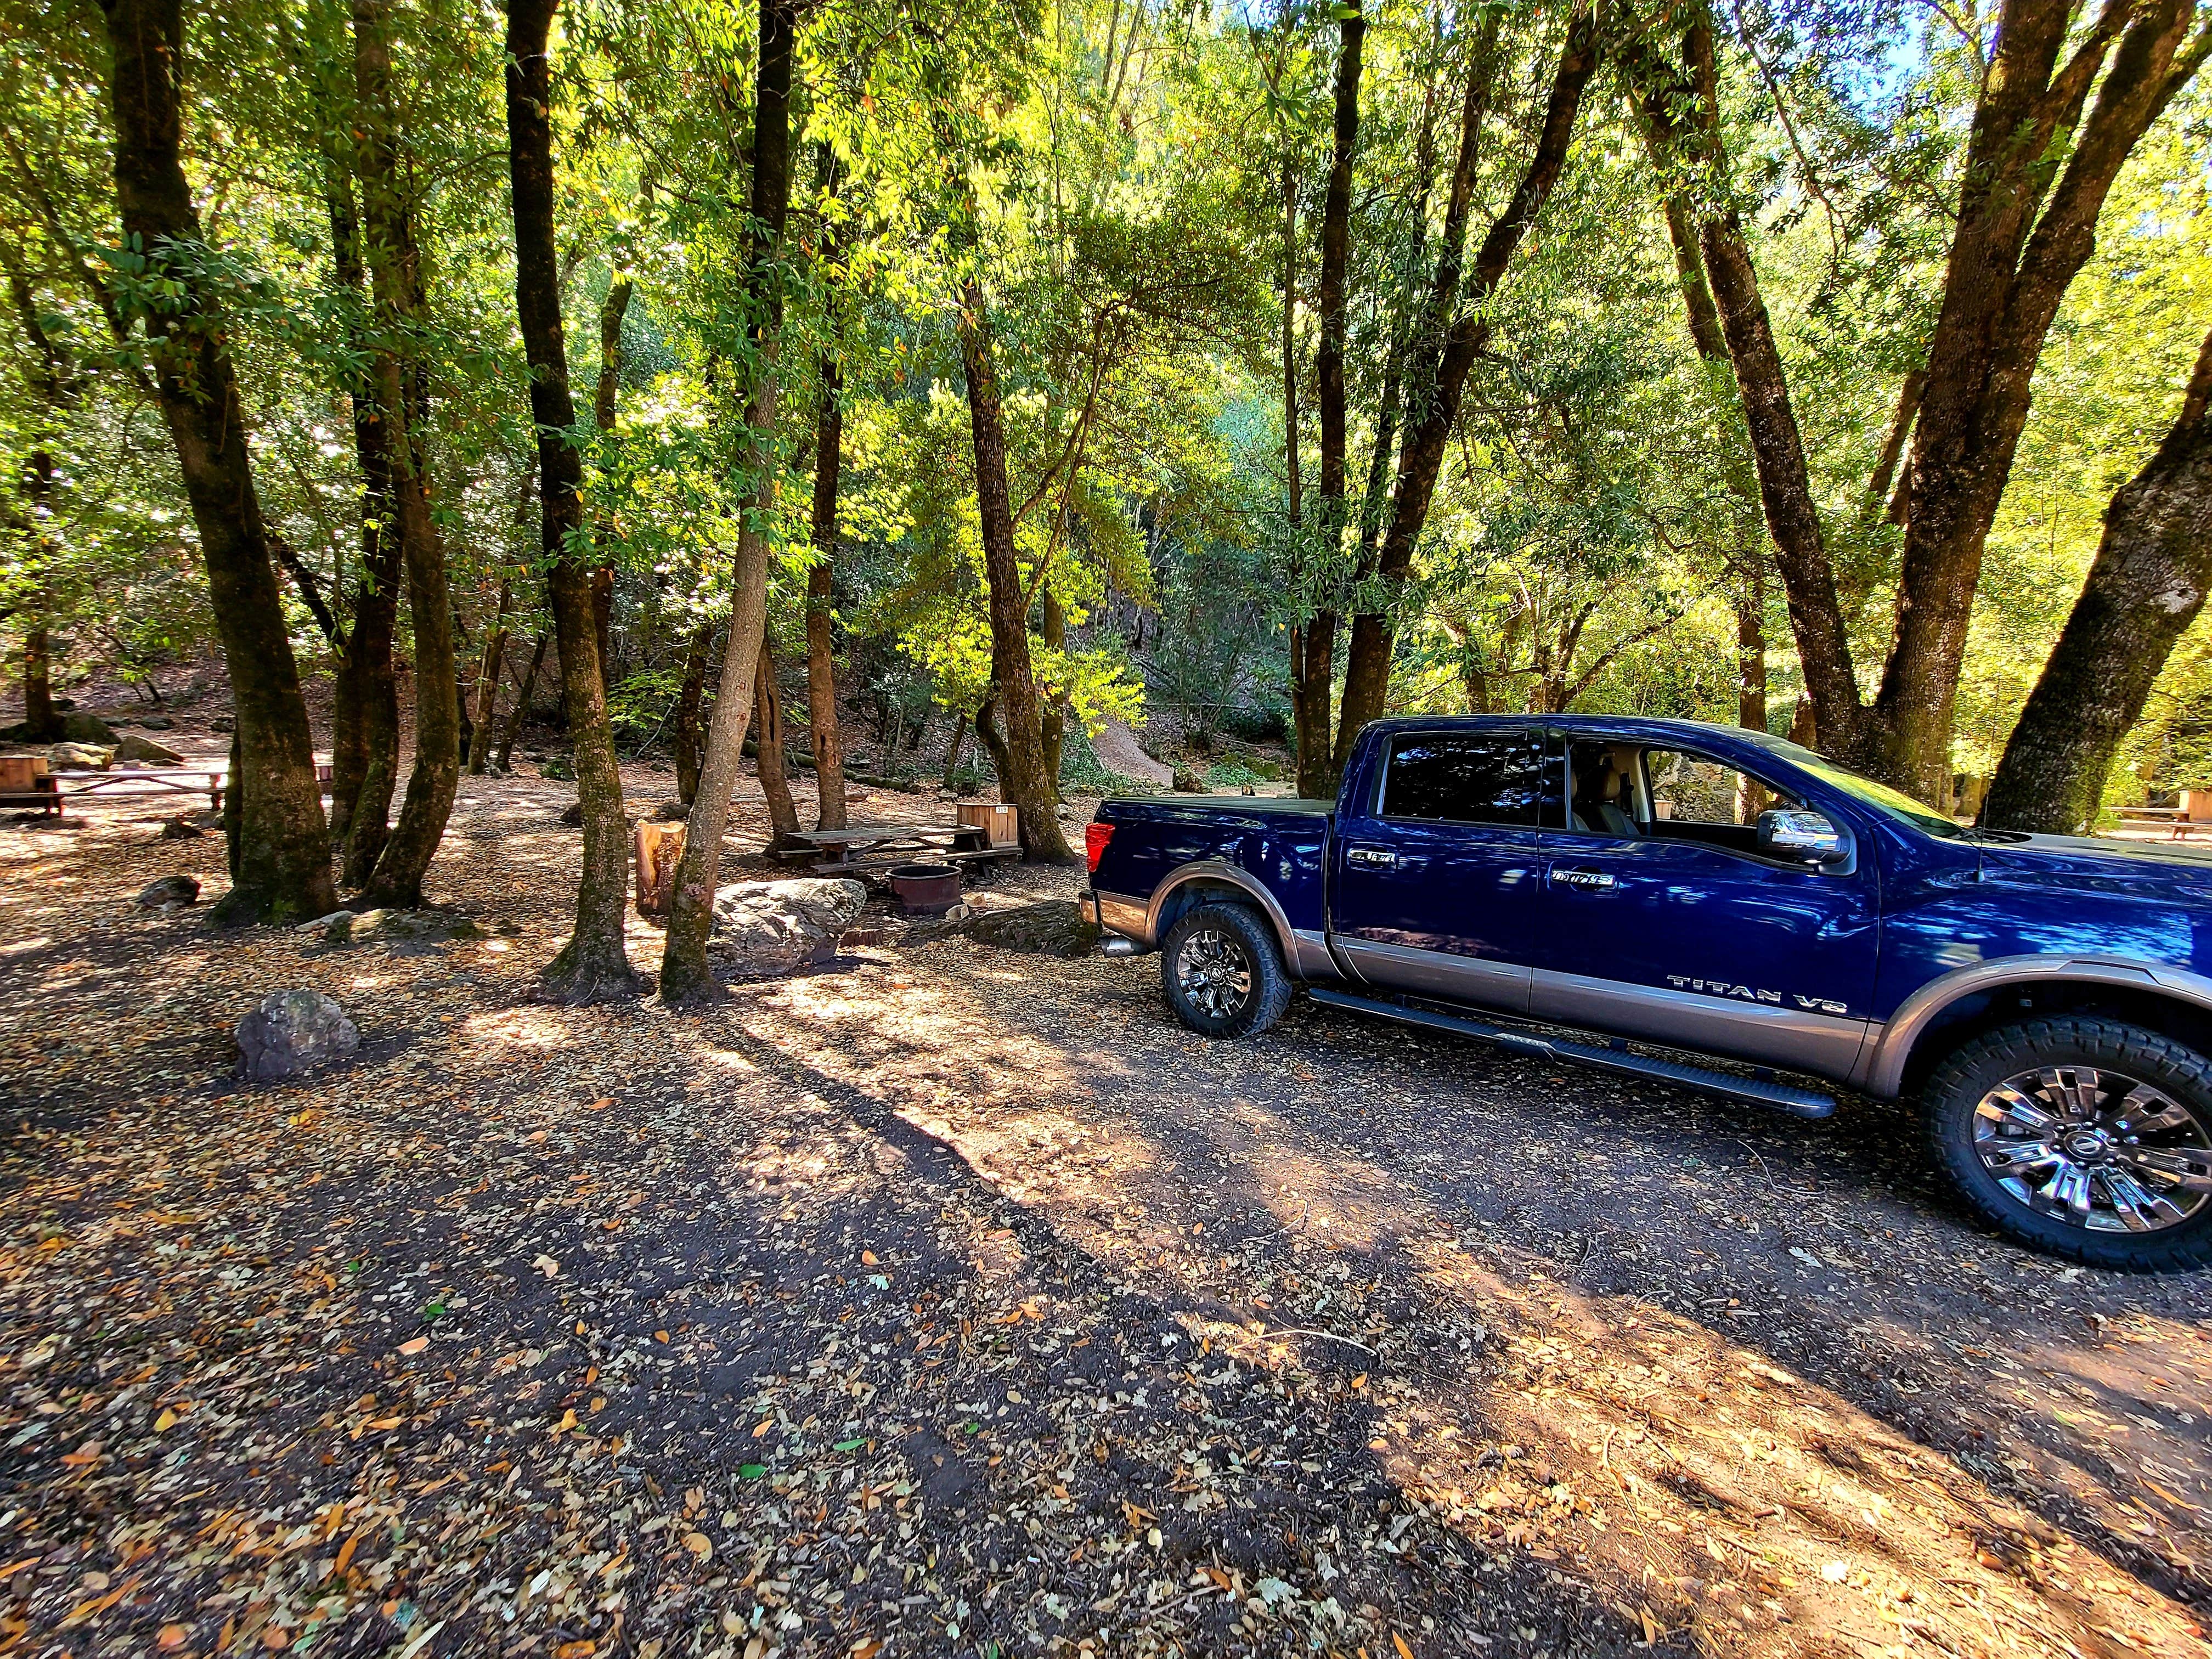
[{"xmin": 1668, "ymin": 975, "xmax": 1849, "ymax": 1017}]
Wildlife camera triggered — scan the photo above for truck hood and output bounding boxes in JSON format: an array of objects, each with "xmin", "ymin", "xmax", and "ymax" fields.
[{"xmin": 1972, "ymin": 831, "xmax": 2212, "ymax": 901}]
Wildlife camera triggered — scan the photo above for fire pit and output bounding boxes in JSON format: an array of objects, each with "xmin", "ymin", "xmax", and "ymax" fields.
[{"xmin": 888, "ymin": 861, "xmax": 962, "ymax": 916}]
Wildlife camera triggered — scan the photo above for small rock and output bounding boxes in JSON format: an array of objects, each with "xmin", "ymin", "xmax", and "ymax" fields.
[
  {"xmin": 137, "ymin": 873, "xmax": 201, "ymax": 908},
  {"xmin": 557, "ymin": 801, "xmax": 584, "ymax": 827},
  {"xmin": 48, "ymin": 742, "xmax": 112, "ymax": 772},
  {"xmin": 1171, "ymin": 766, "xmax": 1204, "ymax": 793},
  {"xmin": 235, "ymin": 990, "xmax": 359, "ymax": 1081},
  {"xmin": 156, "ymin": 815, "xmax": 203, "ymax": 840},
  {"xmin": 59, "ymin": 712, "xmax": 117, "ymax": 746},
  {"xmin": 115, "ymin": 732, "xmax": 185, "ymax": 765},
  {"xmin": 138, "ymin": 715, "xmax": 176, "ymax": 731},
  {"xmin": 651, "ymin": 799, "xmax": 690, "ymax": 822},
  {"xmin": 300, "ymin": 909, "xmax": 359, "ymax": 934},
  {"xmin": 709, "ymin": 878, "xmax": 867, "ymax": 978}
]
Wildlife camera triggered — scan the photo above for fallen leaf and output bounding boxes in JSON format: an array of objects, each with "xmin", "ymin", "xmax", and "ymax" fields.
[
  {"xmin": 158, "ymin": 1626, "xmax": 189, "ymax": 1650},
  {"xmin": 1393, "ymin": 1634, "xmax": 1416, "ymax": 1659},
  {"xmin": 532, "ymin": 1254, "xmax": 561, "ymax": 1278},
  {"xmin": 398, "ymin": 1336, "xmax": 429, "ymax": 1356},
  {"xmin": 682, "ymin": 1532, "xmax": 713, "ymax": 1561}
]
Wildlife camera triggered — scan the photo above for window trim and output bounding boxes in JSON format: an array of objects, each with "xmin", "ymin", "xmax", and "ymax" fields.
[
  {"xmin": 1373, "ymin": 727, "xmax": 1551, "ymax": 832},
  {"xmin": 1554, "ymin": 736, "xmax": 1854, "ymax": 872}
]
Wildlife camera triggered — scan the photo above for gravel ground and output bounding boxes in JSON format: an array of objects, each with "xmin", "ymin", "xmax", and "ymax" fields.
[{"xmin": 1, "ymin": 760, "xmax": 2208, "ymax": 1659}]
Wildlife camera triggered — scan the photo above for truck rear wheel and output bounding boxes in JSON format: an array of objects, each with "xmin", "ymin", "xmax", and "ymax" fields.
[
  {"xmin": 1923, "ymin": 1016, "xmax": 2212, "ymax": 1271},
  {"xmin": 1161, "ymin": 902, "xmax": 1291, "ymax": 1040}
]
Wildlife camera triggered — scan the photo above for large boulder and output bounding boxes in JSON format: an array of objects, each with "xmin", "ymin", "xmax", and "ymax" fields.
[
  {"xmin": 48, "ymin": 742, "xmax": 112, "ymax": 772},
  {"xmin": 59, "ymin": 712, "xmax": 117, "ymax": 746},
  {"xmin": 114, "ymin": 732, "xmax": 185, "ymax": 765},
  {"xmin": 709, "ymin": 878, "xmax": 866, "ymax": 978},
  {"xmin": 236, "ymin": 990, "xmax": 359, "ymax": 1081}
]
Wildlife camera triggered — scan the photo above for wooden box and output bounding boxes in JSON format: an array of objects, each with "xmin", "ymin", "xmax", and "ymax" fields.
[
  {"xmin": 634, "ymin": 821, "xmax": 685, "ymax": 918},
  {"xmin": 955, "ymin": 799, "xmax": 1018, "ymax": 847},
  {"xmin": 2183, "ymin": 790, "xmax": 2212, "ymax": 824},
  {"xmin": 0, "ymin": 755, "xmax": 42, "ymax": 793}
]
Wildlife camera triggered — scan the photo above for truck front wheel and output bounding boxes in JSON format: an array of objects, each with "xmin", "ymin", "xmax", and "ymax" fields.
[
  {"xmin": 1923, "ymin": 1016, "xmax": 2212, "ymax": 1271},
  {"xmin": 1160, "ymin": 902, "xmax": 1292, "ymax": 1040}
]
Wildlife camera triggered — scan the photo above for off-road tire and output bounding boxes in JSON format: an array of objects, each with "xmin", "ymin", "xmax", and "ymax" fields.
[
  {"xmin": 1923, "ymin": 1017, "xmax": 2212, "ymax": 1272},
  {"xmin": 1160, "ymin": 902, "xmax": 1292, "ymax": 1040}
]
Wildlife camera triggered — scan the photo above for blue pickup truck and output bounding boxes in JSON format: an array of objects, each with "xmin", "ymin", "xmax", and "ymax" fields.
[{"xmin": 1080, "ymin": 715, "xmax": 2212, "ymax": 1271}]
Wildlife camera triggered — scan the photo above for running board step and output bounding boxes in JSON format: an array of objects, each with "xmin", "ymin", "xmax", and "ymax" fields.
[{"xmin": 1305, "ymin": 986, "xmax": 1837, "ymax": 1119}]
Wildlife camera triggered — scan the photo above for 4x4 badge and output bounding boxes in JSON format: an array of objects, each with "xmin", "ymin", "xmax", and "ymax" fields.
[{"xmin": 1667, "ymin": 975, "xmax": 1848, "ymax": 1017}]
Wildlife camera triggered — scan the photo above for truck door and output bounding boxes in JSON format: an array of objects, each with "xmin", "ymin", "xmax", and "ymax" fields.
[
  {"xmin": 1532, "ymin": 736, "xmax": 1878, "ymax": 1081},
  {"xmin": 1329, "ymin": 727, "xmax": 1561, "ymax": 1015}
]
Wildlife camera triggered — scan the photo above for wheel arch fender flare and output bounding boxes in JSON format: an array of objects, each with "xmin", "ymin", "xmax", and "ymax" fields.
[
  {"xmin": 1862, "ymin": 955, "xmax": 2212, "ymax": 1097},
  {"xmin": 1147, "ymin": 861, "xmax": 1297, "ymax": 964}
]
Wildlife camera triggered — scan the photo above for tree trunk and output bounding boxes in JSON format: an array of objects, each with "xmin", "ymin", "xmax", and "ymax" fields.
[
  {"xmin": 466, "ymin": 576, "xmax": 514, "ymax": 774},
  {"xmin": 1040, "ymin": 583, "xmax": 1069, "ymax": 790},
  {"xmin": 506, "ymin": 0, "xmax": 639, "ymax": 998},
  {"xmin": 1872, "ymin": 0, "xmax": 2207, "ymax": 799},
  {"xmin": 941, "ymin": 709, "xmax": 970, "ymax": 789},
  {"xmin": 658, "ymin": 0, "xmax": 798, "ymax": 1001},
  {"xmin": 355, "ymin": 0, "xmax": 459, "ymax": 910},
  {"xmin": 493, "ymin": 631, "xmax": 546, "ymax": 774},
  {"xmin": 955, "ymin": 275, "xmax": 1077, "ymax": 862},
  {"xmin": 590, "ymin": 272, "xmax": 633, "ymax": 701},
  {"xmin": 673, "ymin": 619, "xmax": 713, "ymax": 806},
  {"xmin": 754, "ymin": 638, "xmax": 800, "ymax": 845},
  {"xmin": 1334, "ymin": 4, "xmax": 1597, "ymax": 752},
  {"xmin": 1281, "ymin": 150, "xmax": 1326, "ymax": 797},
  {"xmin": 97, "ymin": 0, "xmax": 333, "ymax": 925},
  {"xmin": 1984, "ymin": 327, "xmax": 2212, "ymax": 833},
  {"xmin": 1299, "ymin": 4, "xmax": 1363, "ymax": 799},
  {"xmin": 807, "ymin": 351, "xmax": 847, "ymax": 830},
  {"xmin": 14, "ymin": 451, "xmax": 59, "ymax": 742},
  {"xmin": 1737, "ymin": 573, "xmax": 1768, "ymax": 734}
]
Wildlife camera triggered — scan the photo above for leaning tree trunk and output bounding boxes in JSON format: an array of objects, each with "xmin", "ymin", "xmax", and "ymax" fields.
[
  {"xmin": 1333, "ymin": 4, "xmax": 1598, "ymax": 754},
  {"xmin": 589, "ymin": 272, "xmax": 633, "ymax": 699},
  {"xmin": 806, "ymin": 349, "xmax": 848, "ymax": 830},
  {"xmin": 493, "ymin": 631, "xmax": 547, "ymax": 774},
  {"xmin": 1983, "ymin": 327, "xmax": 2212, "ymax": 833},
  {"xmin": 955, "ymin": 277, "xmax": 1076, "ymax": 863},
  {"xmin": 14, "ymin": 453, "xmax": 60, "ymax": 742},
  {"xmin": 658, "ymin": 0, "xmax": 797, "ymax": 1003},
  {"xmin": 1039, "ymin": 584, "xmax": 1069, "ymax": 789},
  {"xmin": 506, "ymin": 0, "xmax": 639, "ymax": 999},
  {"xmin": 355, "ymin": 0, "xmax": 459, "ymax": 910},
  {"xmin": 97, "ymin": 0, "xmax": 333, "ymax": 925},
  {"xmin": 1302, "ymin": 2, "xmax": 1363, "ymax": 799}
]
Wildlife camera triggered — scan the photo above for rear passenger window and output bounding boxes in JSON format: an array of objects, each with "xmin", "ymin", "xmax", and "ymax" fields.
[{"xmin": 1381, "ymin": 732, "xmax": 1561, "ymax": 828}]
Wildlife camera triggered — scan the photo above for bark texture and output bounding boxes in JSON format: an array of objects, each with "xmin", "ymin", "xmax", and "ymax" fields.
[
  {"xmin": 493, "ymin": 631, "xmax": 546, "ymax": 774},
  {"xmin": 505, "ymin": 0, "xmax": 639, "ymax": 998},
  {"xmin": 1333, "ymin": 5, "xmax": 1597, "ymax": 751},
  {"xmin": 1983, "ymin": 327, "xmax": 2212, "ymax": 832},
  {"xmin": 673, "ymin": 620, "xmax": 713, "ymax": 806},
  {"xmin": 657, "ymin": 0, "xmax": 798, "ymax": 1000},
  {"xmin": 355, "ymin": 0, "xmax": 459, "ymax": 909},
  {"xmin": 466, "ymin": 574, "xmax": 515, "ymax": 774},
  {"xmin": 754, "ymin": 640, "xmax": 800, "ymax": 845},
  {"xmin": 97, "ymin": 0, "xmax": 333, "ymax": 924}
]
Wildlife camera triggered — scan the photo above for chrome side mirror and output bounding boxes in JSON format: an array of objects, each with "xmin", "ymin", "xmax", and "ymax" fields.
[{"xmin": 1759, "ymin": 808, "xmax": 1848, "ymax": 866}]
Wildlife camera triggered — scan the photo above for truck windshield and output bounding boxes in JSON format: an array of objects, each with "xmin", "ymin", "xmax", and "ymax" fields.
[{"xmin": 1756, "ymin": 738, "xmax": 1965, "ymax": 837}]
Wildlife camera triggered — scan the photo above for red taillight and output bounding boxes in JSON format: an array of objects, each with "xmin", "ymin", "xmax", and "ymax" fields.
[{"xmin": 1085, "ymin": 820, "xmax": 1114, "ymax": 874}]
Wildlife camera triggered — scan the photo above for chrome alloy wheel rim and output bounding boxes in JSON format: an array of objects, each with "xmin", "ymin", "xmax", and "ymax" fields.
[
  {"xmin": 1973, "ymin": 1065, "xmax": 2212, "ymax": 1233},
  {"xmin": 1175, "ymin": 928, "xmax": 1252, "ymax": 1020}
]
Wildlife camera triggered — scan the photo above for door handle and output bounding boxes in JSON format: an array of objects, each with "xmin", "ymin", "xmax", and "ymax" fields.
[
  {"xmin": 1549, "ymin": 867, "xmax": 1617, "ymax": 890},
  {"xmin": 1346, "ymin": 846, "xmax": 1399, "ymax": 868}
]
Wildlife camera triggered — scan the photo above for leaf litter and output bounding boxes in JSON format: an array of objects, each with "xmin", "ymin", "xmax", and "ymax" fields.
[{"xmin": 0, "ymin": 770, "xmax": 2207, "ymax": 1658}]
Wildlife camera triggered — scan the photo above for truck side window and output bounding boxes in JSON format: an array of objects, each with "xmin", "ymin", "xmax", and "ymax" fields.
[
  {"xmin": 1381, "ymin": 732, "xmax": 1562, "ymax": 828},
  {"xmin": 1641, "ymin": 748, "xmax": 1804, "ymax": 855}
]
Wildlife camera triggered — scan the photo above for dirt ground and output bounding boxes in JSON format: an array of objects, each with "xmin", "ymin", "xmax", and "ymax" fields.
[{"xmin": 2, "ymin": 745, "xmax": 2209, "ymax": 1659}]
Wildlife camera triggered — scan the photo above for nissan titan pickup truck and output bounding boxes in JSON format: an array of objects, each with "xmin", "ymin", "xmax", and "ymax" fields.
[{"xmin": 1079, "ymin": 716, "xmax": 2212, "ymax": 1272}]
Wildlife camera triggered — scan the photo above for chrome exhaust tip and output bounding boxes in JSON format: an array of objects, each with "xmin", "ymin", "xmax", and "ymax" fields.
[{"xmin": 1099, "ymin": 935, "xmax": 1149, "ymax": 958}]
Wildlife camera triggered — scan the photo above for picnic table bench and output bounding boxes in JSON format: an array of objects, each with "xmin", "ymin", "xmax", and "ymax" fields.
[
  {"xmin": 2115, "ymin": 806, "xmax": 2212, "ymax": 839},
  {"xmin": 50, "ymin": 761, "xmax": 336, "ymax": 813},
  {"xmin": 768, "ymin": 822, "xmax": 1023, "ymax": 874}
]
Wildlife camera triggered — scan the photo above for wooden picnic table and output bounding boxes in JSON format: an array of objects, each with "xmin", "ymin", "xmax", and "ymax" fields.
[
  {"xmin": 2115, "ymin": 805, "xmax": 2211, "ymax": 839},
  {"xmin": 52, "ymin": 761, "xmax": 335, "ymax": 813},
  {"xmin": 769, "ymin": 821, "xmax": 1022, "ymax": 874}
]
